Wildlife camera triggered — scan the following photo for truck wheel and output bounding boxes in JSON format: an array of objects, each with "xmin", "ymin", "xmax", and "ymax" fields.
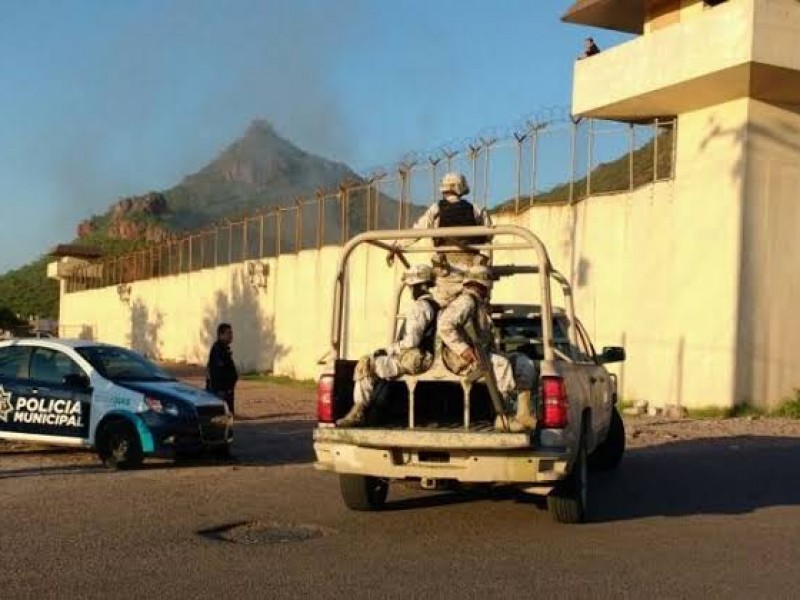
[
  {"xmin": 589, "ymin": 409, "xmax": 625, "ymax": 471},
  {"xmin": 97, "ymin": 421, "xmax": 143, "ymax": 470},
  {"xmin": 547, "ymin": 427, "xmax": 588, "ymax": 524},
  {"xmin": 339, "ymin": 475, "xmax": 389, "ymax": 511}
]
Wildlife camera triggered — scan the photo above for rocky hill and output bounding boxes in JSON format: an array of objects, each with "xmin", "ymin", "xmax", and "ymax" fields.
[{"xmin": 0, "ymin": 119, "xmax": 410, "ymax": 318}]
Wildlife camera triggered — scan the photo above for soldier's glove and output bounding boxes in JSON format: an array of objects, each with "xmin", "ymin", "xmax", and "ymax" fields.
[
  {"xmin": 461, "ymin": 347, "xmax": 479, "ymax": 365},
  {"xmin": 386, "ymin": 249, "xmax": 396, "ymax": 267}
]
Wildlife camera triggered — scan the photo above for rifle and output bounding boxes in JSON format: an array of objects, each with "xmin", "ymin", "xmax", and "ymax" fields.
[{"xmin": 464, "ymin": 320, "xmax": 509, "ymax": 432}]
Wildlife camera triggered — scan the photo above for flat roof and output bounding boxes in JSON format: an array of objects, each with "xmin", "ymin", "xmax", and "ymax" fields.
[
  {"xmin": 562, "ymin": 0, "xmax": 645, "ymax": 34},
  {"xmin": 48, "ymin": 244, "xmax": 104, "ymax": 260}
]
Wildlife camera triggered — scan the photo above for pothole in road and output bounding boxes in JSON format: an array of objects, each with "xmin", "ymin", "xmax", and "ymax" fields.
[{"xmin": 198, "ymin": 521, "xmax": 332, "ymax": 545}]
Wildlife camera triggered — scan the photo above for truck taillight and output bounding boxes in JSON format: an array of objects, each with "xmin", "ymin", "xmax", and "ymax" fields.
[
  {"xmin": 541, "ymin": 376, "xmax": 569, "ymax": 429},
  {"xmin": 316, "ymin": 375, "xmax": 335, "ymax": 423}
]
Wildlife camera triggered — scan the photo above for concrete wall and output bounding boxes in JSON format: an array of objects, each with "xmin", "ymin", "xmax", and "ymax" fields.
[
  {"xmin": 60, "ymin": 159, "xmax": 756, "ymax": 409},
  {"xmin": 736, "ymin": 100, "xmax": 800, "ymax": 408}
]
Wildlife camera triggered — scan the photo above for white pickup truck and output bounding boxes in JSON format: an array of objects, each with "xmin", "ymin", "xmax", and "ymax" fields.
[{"xmin": 313, "ymin": 225, "xmax": 626, "ymax": 523}]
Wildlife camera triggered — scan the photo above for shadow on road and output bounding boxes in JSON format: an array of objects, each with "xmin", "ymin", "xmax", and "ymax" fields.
[
  {"xmin": 377, "ymin": 436, "xmax": 800, "ymax": 521},
  {"xmin": 226, "ymin": 418, "xmax": 315, "ymax": 467},
  {"xmin": 0, "ymin": 418, "xmax": 315, "ymax": 480},
  {"xmin": 592, "ymin": 435, "xmax": 800, "ymax": 521}
]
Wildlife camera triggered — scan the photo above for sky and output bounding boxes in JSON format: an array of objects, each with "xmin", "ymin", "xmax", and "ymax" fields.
[{"xmin": 0, "ymin": 0, "xmax": 631, "ymax": 273}]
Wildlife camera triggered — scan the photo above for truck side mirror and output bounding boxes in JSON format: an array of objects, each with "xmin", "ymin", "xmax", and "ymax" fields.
[{"xmin": 600, "ymin": 346, "xmax": 626, "ymax": 364}]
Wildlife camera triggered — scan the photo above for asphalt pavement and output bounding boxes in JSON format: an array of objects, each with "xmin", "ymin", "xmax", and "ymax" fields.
[{"xmin": 2, "ymin": 380, "xmax": 800, "ymax": 599}]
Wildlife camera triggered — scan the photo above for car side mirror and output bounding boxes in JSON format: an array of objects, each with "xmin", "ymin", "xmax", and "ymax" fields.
[
  {"xmin": 63, "ymin": 373, "xmax": 91, "ymax": 390},
  {"xmin": 600, "ymin": 346, "xmax": 626, "ymax": 364}
]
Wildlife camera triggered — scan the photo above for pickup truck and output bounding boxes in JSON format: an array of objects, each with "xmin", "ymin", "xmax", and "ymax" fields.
[{"xmin": 312, "ymin": 224, "xmax": 626, "ymax": 523}]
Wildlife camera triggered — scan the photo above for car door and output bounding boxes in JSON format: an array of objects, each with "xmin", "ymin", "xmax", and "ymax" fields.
[
  {"xmin": 0, "ymin": 345, "xmax": 34, "ymax": 435},
  {"xmin": 574, "ymin": 321, "xmax": 612, "ymax": 445},
  {"xmin": 13, "ymin": 346, "xmax": 93, "ymax": 441}
]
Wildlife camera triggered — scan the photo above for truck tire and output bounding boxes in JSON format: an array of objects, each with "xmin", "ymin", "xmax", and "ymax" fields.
[
  {"xmin": 339, "ymin": 475, "xmax": 389, "ymax": 511},
  {"xmin": 589, "ymin": 409, "xmax": 625, "ymax": 471},
  {"xmin": 547, "ymin": 426, "xmax": 588, "ymax": 524},
  {"xmin": 97, "ymin": 420, "xmax": 144, "ymax": 470}
]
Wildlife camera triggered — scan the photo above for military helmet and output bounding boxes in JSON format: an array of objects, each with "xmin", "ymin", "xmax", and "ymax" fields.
[
  {"xmin": 440, "ymin": 172, "xmax": 470, "ymax": 197},
  {"xmin": 403, "ymin": 264, "xmax": 434, "ymax": 286}
]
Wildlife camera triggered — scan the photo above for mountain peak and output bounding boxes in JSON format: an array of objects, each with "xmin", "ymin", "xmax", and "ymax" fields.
[{"xmin": 243, "ymin": 118, "xmax": 280, "ymax": 139}]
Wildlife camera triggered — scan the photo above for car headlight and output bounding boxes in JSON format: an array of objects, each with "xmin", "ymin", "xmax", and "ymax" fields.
[{"xmin": 145, "ymin": 396, "xmax": 180, "ymax": 417}]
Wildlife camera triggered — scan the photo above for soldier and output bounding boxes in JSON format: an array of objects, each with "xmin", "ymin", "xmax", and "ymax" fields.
[
  {"xmin": 437, "ymin": 265, "xmax": 537, "ymax": 432},
  {"xmin": 336, "ymin": 264, "xmax": 440, "ymax": 428},
  {"xmin": 388, "ymin": 172, "xmax": 493, "ymax": 306}
]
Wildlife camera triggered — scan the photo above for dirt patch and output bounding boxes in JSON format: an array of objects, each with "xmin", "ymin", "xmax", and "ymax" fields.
[{"xmin": 624, "ymin": 414, "xmax": 800, "ymax": 448}]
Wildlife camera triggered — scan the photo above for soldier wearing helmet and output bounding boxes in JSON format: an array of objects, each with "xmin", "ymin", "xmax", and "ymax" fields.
[
  {"xmin": 437, "ymin": 265, "xmax": 537, "ymax": 432},
  {"xmin": 336, "ymin": 264, "xmax": 441, "ymax": 427},
  {"xmin": 388, "ymin": 171, "xmax": 493, "ymax": 306},
  {"xmin": 389, "ymin": 172, "xmax": 491, "ymax": 257}
]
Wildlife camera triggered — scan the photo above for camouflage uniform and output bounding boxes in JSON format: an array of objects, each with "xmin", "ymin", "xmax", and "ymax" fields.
[
  {"xmin": 438, "ymin": 287, "xmax": 536, "ymax": 426},
  {"xmin": 337, "ymin": 293, "xmax": 438, "ymax": 426}
]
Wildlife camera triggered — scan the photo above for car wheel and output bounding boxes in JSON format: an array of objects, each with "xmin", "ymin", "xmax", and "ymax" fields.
[
  {"xmin": 589, "ymin": 409, "xmax": 625, "ymax": 471},
  {"xmin": 339, "ymin": 474, "xmax": 389, "ymax": 511},
  {"xmin": 98, "ymin": 421, "xmax": 143, "ymax": 470},
  {"xmin": 209, "ymin": 442, "xmax": 233, "ymax": 460},
  {"xmin": 547, "ymin": 423, "xmax": 588, "ymax": 524}
]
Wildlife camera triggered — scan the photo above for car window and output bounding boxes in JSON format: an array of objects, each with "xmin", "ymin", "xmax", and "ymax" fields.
[
  {"xmin": 0, "ymin": 346, "xmax": 31, "ymax": 379},
  {"xmin": 76, "ymin": 346, "xmax": 174, "ymax": 382},
  {"xmin": 29, "ymin": 347, "xmax": 85, "ymax": 385},
  {"xmin": 493, "ymin": 316, "xmax": 573, "ymax": 358}
]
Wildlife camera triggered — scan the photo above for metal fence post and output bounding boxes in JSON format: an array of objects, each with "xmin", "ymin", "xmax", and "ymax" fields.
[
  {"xmin": 339, "ymin": 186, "xmax": 347, "ymax": 245},
  {"xmin": 316, "ymin": 190, "xmax": 324, "ymax": 249},
  {"xmin": 568, "ymin": 120, "xmax": 577, "ymax": 204},
  {"xmin": 429, "ymin": 156, "xmax": 441, "ymax": 206},
  {"xmin": 276, "ymin": 208, "xmax": 282, "ymax": 256},
  {"xmin": 671, "ymin": 118, "xmax": 678, "ymax": 179},
  {"xmin": 259, "ymin": 212, "xmax": 265, "ymax": 258},
  {"xmin": 653, "ymin": 117, "xmax": 660, "ymax": 182},
  {"xmin": 469, "ymin": 144, "xmax": 480, "ymax": 203},
  {"xmin": 296, "ymin": 199, "xmax": 303, "ymax": 252},
  {"xmin": 629, "ymin": 123, "xmax": 635, "ymax": 191},
  {"xmin": 513, "ymin": 132, "xmax": 526, "ymax": 214},
  {"xmin": 587, "ymin": 118, "xmax": 594, "ymax": 197},
  {"xmin": 480, "ymin": 136, "xmax": 496, "ymax": 209},
  {"xmin": 242, "ymin": 218, "xmax": 248, "ymax": 262}
]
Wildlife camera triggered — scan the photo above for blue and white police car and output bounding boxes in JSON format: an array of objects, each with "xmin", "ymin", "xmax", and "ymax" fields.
[{"xmin": 0, "ymin": 338, "xmax": 232, "ymax": 469}]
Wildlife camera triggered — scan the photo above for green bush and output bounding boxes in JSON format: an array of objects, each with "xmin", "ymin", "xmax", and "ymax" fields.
[{"xmin": 774, "ymin": 392, "xmax": 800, "ymax": 419}]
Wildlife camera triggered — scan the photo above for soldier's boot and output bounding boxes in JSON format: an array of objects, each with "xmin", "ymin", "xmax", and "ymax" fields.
[
  {"xmin": 507, "ymin": 390, "xmax": 536, "ymax": 432},
  {"xmin": 336, "ymin": 404, "xmax": 367, "ymax": 428}
]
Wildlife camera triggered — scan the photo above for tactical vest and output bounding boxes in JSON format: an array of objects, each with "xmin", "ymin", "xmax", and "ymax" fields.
[{"xmin": 434, "ymin": 199, "xmax": 489, "ymax": 248}]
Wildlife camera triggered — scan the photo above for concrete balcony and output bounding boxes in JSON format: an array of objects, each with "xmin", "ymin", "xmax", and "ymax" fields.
[{"xmin": 572, "ymin": 0, "xmax": 800, "ymax": 120}]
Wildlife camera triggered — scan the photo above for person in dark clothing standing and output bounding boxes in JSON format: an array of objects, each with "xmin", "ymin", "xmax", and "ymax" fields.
[
  {"xmin": 578, "ymin": 37, "xmax": 601, "ymax": 60},
  {"xmin": 206, "ymin": 323, "xmax": 238, "ymax": 416}
]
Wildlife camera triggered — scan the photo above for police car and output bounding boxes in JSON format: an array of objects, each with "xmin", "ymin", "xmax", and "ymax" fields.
[{"xmin": 0, "ymin": 338, "xmax": 232, "ymax": 469}]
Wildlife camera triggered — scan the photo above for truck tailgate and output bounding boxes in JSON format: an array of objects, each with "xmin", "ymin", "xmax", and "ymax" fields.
[{"xmin": 313, "ymin": 427, "xmax": 533, "ymax": 450}]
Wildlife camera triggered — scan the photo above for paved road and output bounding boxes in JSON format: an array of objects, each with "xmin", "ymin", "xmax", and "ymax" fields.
[{"xmin": 2, "ymin": 380, "xmax": 800, "ymax": 599}]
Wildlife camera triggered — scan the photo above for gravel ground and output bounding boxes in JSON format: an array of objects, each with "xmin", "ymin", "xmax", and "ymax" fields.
[{"xmin": 623, "ymin": 414, "xmax": 800, "ymax": 448}]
